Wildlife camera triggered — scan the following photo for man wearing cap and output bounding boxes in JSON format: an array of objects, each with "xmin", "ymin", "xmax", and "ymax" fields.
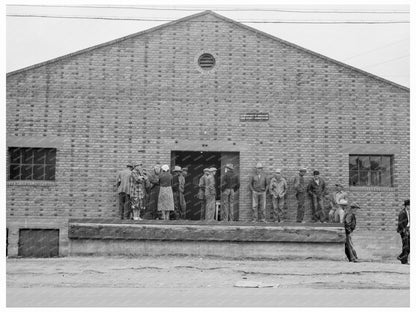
[
  {"xmin": 221, "ymin": 164, "xmax": 240, "ymax": 222},
  {"xmin": 249, "ymin": 163, "xmax": 268, "ymax": 222},
  {"xmin": 198, "ymin": 168, "xmax": 210, "ymax": 220},
  {"xmin": 307, "ymin": 170, "xmax": 327, "ymax": 223},
  {"xmin": 116, "ymin": 163, "xmax": 133, "ymax": 219},
  {"xmin": 397, "ymin": 199, "xmax": 410, "ymax": 265},
  {"xmin": 205, "ymin": 168, "xmax": 217, "ymax": 221},
  {"xmin": 179, "ymin": 168, "xmax": 188, "ymax": 219},
  {"xmin": 171, "ymin": 166, "xmax": 182, "ymax": 220},
  {"xmin": 293, "ymin": 168, "xmax": 307, "ymax": 223},
  {"xmin": 344, "ymin": 202, "xmax": 360, "ymax": 262},
  {"xmin": 328, "ymin": 183, "xmax": 348, "ymax": 223},
  {"xmin": 267, "ymin": 169, "xmax": 288, "ymax": 223},
  {"xmin": 130, "ymin": 162, "xmax": 150, "ymax": 221}
]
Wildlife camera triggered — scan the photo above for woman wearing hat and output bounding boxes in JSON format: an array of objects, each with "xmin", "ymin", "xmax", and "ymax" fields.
[{"xmin": 157, "ymin": 165, "xmax": 174, "ymax": 220}]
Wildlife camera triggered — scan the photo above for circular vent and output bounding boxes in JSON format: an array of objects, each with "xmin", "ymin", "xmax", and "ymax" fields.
[{"xmin": 198, "ymin": 53, "xmax": 216, "ymax": 70}]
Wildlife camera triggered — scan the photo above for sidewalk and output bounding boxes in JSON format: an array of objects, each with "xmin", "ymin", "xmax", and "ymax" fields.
[{"xmin": 6, "ymin": 255, "xmax": 410, "ymax": 307}]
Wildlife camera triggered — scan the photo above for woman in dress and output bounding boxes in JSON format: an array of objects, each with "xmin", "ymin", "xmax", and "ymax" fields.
[{"xmin": 157, "ymin": 165, "xmax": 174, "ymax": 220}]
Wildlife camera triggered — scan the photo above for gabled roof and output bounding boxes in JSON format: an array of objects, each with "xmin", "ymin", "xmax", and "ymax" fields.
[{"xmin": 7, "ymin": 10, "xmax": 409, "ymax": 92}]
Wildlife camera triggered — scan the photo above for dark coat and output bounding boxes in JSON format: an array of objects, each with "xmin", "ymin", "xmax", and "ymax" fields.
[
  {"xmin": 397, "ymin": 208, "xmax": 409, "ymax": 233},
  {"xmin": 221, "ymin": 171, "xmax": 240, "ymax": 192},
  {"xmin": 307, "ymin": 177, "xmax": 326, "ymax": 197},
  {"xmin": 344, "ymin": 211, "xmax": 356, "ymax": 235}
]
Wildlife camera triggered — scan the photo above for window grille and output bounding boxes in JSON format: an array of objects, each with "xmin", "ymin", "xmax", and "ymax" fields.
[
  {"xmin": 9, "ymin": 147, "xmax": 56, "ymax": 181},
  {"xmin": 349, "ymin": 155, "xmax": 393, "ymax": 187}
]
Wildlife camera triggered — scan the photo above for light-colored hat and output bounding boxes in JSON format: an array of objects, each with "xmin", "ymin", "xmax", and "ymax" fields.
[
  {"xmin": 256, "ymin": 162, "xmax": 263, "ymax": 168},
  {"xmin": 339, "ymin": 199, "xmax": 348, "ymax": 205},
  {"xmin": 299, "ymin": 168, "xmax": 307, "ymax": 172},
  {"xmin": 173, "ymin": 166, "xmax": 182, "ymax": 172},
  {"xmin": 133, "ymin": 162, "xmax": 142, "ymax": 168},
  {"xmin": 226, "ymin": 164, "xmax": 234, "ymax": 170},
  {"xmin": 161, "ymin": 165, "xmax": 169, "ymax": 171},
  {"xmin": 203, "ymin": 168, "xmax": 210, "ymax": 172},
  {"xmin": 209, "ymin": 167, "xmax": 217, "ymax": 172},
  {"xmin": 275, "ymin": 168, "xmax": 281, "ymax": 174}
]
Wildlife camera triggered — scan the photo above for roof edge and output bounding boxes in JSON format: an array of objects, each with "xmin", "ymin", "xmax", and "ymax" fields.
[
  {"xmin": 207, "ymin": 11, "xmax": 409, "ymax": 92},
  {"xmin": 7, "ymin": 10, "xmax": 409, "ymax": 92},
  {"xmin": 6, "ymin": 10, "xmax": 213, "ymax": 77}
]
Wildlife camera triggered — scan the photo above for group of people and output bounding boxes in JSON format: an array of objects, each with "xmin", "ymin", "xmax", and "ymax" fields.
[
  {"xmin": 249, "ymin": 162, "xmax": 352, "ymax": 224},
  {"xmin": 197, "ymin": 164, "xmax": 240, "ymax": 221},
  {"xmin": 116, "ymin": 161, "xmax": 410, "ymax": 265},
  {"xmin": 116, "ymin": 161, "xmax": 240, "ymax": 222},
  {"xmin": 116, "ymin": 162, "xmax": 187, "ymax": 221}
]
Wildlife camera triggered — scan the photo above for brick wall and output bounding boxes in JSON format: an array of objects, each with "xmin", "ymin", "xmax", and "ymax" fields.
[{"xmin": 6, "ymin": 12, "xmax": 410, "ymax": 254}]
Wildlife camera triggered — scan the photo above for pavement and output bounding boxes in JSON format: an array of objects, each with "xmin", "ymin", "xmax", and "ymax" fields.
[{"xmin": 6, "ymin": 255, "xmax": 410, "ymax": 307}]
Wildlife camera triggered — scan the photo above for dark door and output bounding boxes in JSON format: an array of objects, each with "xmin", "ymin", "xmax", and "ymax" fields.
[
  {"xmin": 171, "ymin": 151, "xmax": 221, "ymax": 220},
  {"xmin": 18, "ymin": 229, "xmax": 59, "ymax": 257}
]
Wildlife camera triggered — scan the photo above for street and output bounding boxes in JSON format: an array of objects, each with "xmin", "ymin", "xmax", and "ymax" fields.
[{"xmin": 7, "ymin": 256, "xmax": 410, "ymax": 307}]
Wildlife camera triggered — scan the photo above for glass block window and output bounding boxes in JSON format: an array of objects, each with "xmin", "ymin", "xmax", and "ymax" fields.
[
  {"xmin": 9, "ymin": 147, "xmax": 56, "ymax": 181},
  {"xmin": 349, "ymin": 155, "xmax": 393, "ymax": 187}
]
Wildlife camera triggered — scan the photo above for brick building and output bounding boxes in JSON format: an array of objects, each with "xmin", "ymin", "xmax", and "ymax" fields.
[{"xmin": 6, "ymin": 11, "xmax": 409, "ymax": 258}]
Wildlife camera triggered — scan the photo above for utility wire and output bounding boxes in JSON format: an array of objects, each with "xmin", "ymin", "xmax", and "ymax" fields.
[
  {"xmin": 341, "ymin": 38, "xmax": 409, "ymax": 61},
  {"xmin": 6, "ymin": 14, "xmax": 410, "ymax": 24},
  {"xmin": 6, "ymin": 4, "xmax": 410, "ymax": 14}
]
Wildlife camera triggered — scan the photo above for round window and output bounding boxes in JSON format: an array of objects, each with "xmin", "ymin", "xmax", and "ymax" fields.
[{"xmin": 198, "ymin": 53, "xmax": 216, "ymax": 70}]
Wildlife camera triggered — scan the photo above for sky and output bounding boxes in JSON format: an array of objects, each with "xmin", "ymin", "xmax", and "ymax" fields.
[{"xmin": 5, "ymin": 0, "xmax": 411, "ymax": 88}]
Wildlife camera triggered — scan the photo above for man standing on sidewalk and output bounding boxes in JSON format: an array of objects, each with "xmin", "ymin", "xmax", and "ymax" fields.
[
  {"xmin": 397, "ymin": 199, "xmax": 410, "ymax": 265},
  {"xmin": 293, "ymin": 168, "xmax": 307, "ymax": 223},
  {"xmin": 116, "ymin": 163, "xmax": 133, "ymax": 219},
  {"xmin": 307, "ymin": 170, "xmax": 326, "ymax": 223},
  {"xmin": 249, "ymin": 163, "xmax": 268, "ymax": 222},
  {"xmin": 267, "ymin": 169, "xmax": 287, "ymax": 223},
  {"xmin": 221, "ymin": 164, "xmax": 239, "ymax": 222},
  {"xmin": 344, "ymin": 202, "xmax": 360, "ymax": 262}
]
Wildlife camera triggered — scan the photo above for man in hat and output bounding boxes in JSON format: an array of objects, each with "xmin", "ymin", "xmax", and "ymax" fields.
[
  {"xmin": 130, "ymin": 162, "xmax": 150, "ymax": 221},
  {"xmin": 267, "ymin": 169, "xmax": 288, "ymax": 223},
  {"xmin": 397, "ymin": 199, "xmax": 410, "ymax": 264},
  {"xmin": 307, "ymin": 170, "xmax": 327, "ymax": 223},
  {"xmin": 293, "ymin": 168, "xmax": 307, "ymax": 223},
  {"xmin": 221, "ymin": 164, "xmax": 240, "ymax": 222},
  {"xmin": 147, "ymin": 164, "xmax": 161, "ymax": 219},
  {"xmin": 344, "ymin": 202, "xmax": 360, "ymax": 262},
  {"xmin": 171, "ymin": 166, "xmax": 182, "ymax": 220},
  {"xmin": 179, "ymin": 167, "xmax": 188, "ymax": 219},
  {"xmin": 328, "ymin": 183, "xmax": 348, "ymax": 223},
  {"xmin": 116, "ymin": 162, "xmax": 133, "ymax": 219},
  {"xmin": 198, "ymin": 168, "xmax": 210, "ymax": 220},
  {"xmin": 249, "ymin": 162, "xmax": 268, "ymax": 222},
  {"xmin": 205, "ymin": 168, "xmax": 217, "ymax": 221}
]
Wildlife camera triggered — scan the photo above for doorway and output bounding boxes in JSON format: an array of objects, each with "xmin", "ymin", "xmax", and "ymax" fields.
[{"xmin": 171, "ymin": 151, "xmax": 240, "ymax": 220}]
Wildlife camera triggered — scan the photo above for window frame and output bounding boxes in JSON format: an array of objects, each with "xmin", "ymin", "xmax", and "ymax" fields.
[
  {"xmin": 349, "ymin": 154, "xmax": 393, "ymax": 187},
  {"xmin": 8, "ymin": 147, "xmax": 57, "ymax": 181}
]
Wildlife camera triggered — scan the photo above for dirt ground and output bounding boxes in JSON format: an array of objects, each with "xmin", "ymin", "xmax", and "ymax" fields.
[{"xmin": 7, "ymin": 255, "xmax": 410, "ymax": 289}]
